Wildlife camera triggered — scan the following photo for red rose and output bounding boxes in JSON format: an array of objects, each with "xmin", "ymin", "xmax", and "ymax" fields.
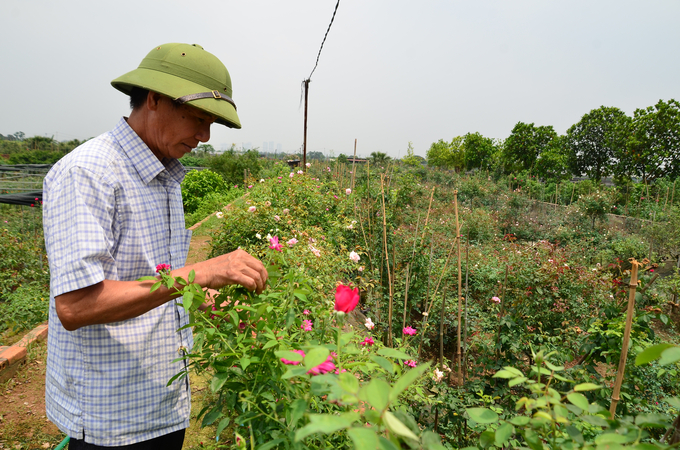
[{"xmin": 334, "ymin": 284, "xmax": 359, "ymax": 313}]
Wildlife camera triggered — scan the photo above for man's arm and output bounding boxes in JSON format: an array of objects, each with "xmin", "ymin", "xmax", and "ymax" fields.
[{"xmin": 56, "ymin": 249, "xmax": 268, "ymax": 331}]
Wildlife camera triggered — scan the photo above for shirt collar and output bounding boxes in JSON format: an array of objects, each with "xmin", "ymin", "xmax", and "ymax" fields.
[{"xmin": 112, "ymin": 117, "xmax": 186, "ymax": 185}]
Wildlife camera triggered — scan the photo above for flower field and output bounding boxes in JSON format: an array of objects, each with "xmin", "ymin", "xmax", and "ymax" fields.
[{"xmin": 2, "ymin": 159, "xmax": 680, "ymax": 449}]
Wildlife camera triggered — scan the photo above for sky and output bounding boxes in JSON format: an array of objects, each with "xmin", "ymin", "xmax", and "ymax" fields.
[{"xmin": 1, "ymin": 0, "xmax": 679, "ymax": 159}]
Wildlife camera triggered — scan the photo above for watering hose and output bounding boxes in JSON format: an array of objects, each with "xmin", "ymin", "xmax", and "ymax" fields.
[{"xmin": 54, "ymin": 436, "xmax": 70, "ymax": 450}]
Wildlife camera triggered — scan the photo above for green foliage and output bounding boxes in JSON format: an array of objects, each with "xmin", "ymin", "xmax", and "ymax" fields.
[
  {"xmin": 575, "ymin": 190, "xmax": 615, "ymax": 228},
  {"xmin": 463, "ymin": 132, "xmax": 496, "ymax": 171},
  {"xmin": 621, "ymin": 99, "xmax": 680, "ymax": 182},
  {"xmin": 181, "ymin": 169, "xmax": 228, "ymax": 214},
  {"xmin": 0, "ymin": 282, "xmax": 49, "ymax": 336},
  {"xmin": 207, "ymin": 149, "xmax": 262, "ymax": 187},
  {"xmin": 184, "ymin": 191, "xmax": 242, "ymax": 227},
  {"xmin": 401, "ymin": 141, "xmax": 421, "ymax": 167},
  {"xmin": 370, "ymin": 151, "xmax": 391, "ymax": 166},
  {"xmin": 0, "ymin": 228, "xmax": 49, "ymax": 299},
  {"xmin": 503, "ymin": 122, "xmax": 558, "ymax": 173},
  {"xmin": 426, "ymin": 137, "xmax": 464, "ymax": 170},
  {"xmin": 533, "ymin": 136, "xmax": 573, "ymax": 182}
]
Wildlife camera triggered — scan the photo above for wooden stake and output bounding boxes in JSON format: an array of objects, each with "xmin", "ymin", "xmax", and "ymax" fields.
[
  {"xmin": 496, "ymin": 266, "xmax": 509, "ymax": 357},
  {"xmin": 439, "ymin": 286, "xmax": 447, "ymax": 368},
  {"xmin": 351, "ymin": 139, "xmax": 357, "ymax": 191},
  {"xmin": 420, "ymin": 187, "xmax": 435, "ymax": 246},
  {"xmin": 454, "ymin": 191, "xmax": 463, "ymax": 383},
  {"xmin": 463, "ymin": 240, "xmax": 469, "ymax": 382},
  {"xmin": 610, "ymin": 260, "xmax": 641, "ymax": 419},
  {"xmin": 380, "ymin": 174, "xmax": 394, "ymax": 347},
  {"xmin": 402, "ymin": 263, "xmax": 411, "ymax": 330}
]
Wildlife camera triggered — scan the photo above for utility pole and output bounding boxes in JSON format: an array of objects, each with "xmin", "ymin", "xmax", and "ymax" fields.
[{"xmin": 303, "ymin": 79, "xmax": 310, "ymax": 170}]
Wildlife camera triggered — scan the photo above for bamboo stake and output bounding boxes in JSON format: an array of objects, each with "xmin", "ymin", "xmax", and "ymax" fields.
[
  {"xmin": 420, "ymin": 187, "xmax": 436, "ymax": 246},
  {"xmin": 439, "ymin": 286, "xmax": 447, "ymax": 368},
  {"xmin": 463, "ymin": 239, "xmax": 469, "ymax": 382},
  {"xmin": 610, "ymin": 259, "xmax": 641, "ymax": 419},
  {"xmin": 454, "ymin": 191, "xmax": 463, "ymax": 383},
  {"xmin": 418, "ymin": 237, "xmax": 457, "ymax": 358},
  {"xmin": 495, "ymin": 266, "xmax": 509, "ymax": 357},
  {"xmin": 402, "ymin": 263, "xmax": 411, "ymax": 330},
  {"xmin": 351, "ymin": 139, "xmax": 357, "ymax": 191},
  {"xmin": 380, "ymin": 174, "xmax": 394, "ymax": 347}
]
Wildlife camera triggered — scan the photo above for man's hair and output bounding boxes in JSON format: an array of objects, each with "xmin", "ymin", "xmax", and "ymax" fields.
[
  {"xmin": 129, "ymin": 87, "xmax": 149, "ymax": 110},
  {"xmin": 129, "ymin": 87, "xmax": 181, "ymax": 110}
]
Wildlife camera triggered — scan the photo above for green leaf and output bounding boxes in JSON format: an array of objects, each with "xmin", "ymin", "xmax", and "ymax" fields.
[
  {"xmin": 202, "ymin": 409, "xmax": 222, "ymax": 427},
  {"xmin": 581, "ymin": 414, "xmax": 609, "ymax": 427},
  {"xmin": 523, "ymin": 429, "xmax": 543, "ymax": 450},
  {"xmin": 240, "ymin": 357, "xmax": 251, "ymax": 370},
  {"xmin": 493, "ymin": 369, "xmax": 517, "ymax": 379},
  {"xmin": 595, "ymin": 433, "xmax": 630, "ymax": 444},
  {"xmin": 544, "ymin": 361, "xmax": 564, "ymax": 371},
  {"xmin": 188, "ymin": 269, "xmax": 195, "ymax": 283},
  {"xmin": 659, "ymin": 346, "xmax": 680, "ymax": 366},
  {"xmin": 347, "ymin": 427, "xmax": 380, "ymax": 449},
  {"xmin": 150, "ymin": 281, "xmax": 162, "ymax": 292},
  {"xmin": 339, "ymin": 371, "xmax": 360, "ymax": 394},
  {"xmin": 361, "ymin": 378, "xmax": 390, "ymax": 411},
  {"xmin": 275, "ymin": 350, "xmax": 303, "ymax": 362},
  {"xmin": 294, "ymin": 414, "xmax": 354, "ymax": 441},
  {"xmin": 635, "ymin": 343, "xmax": 675, "ymax": 365},
  {"xmin": 216, "ymin": 417, "xmax": 230, "ymax": 438},
  {"xmin": 383, "ymin": 411, "xmax": 418, "ymax": 441},
  {"xmin": 574, "ymin": 382, "xmax": 601, "ymax": 391},
  {"xmin": 182, "ymin": 292, "xmax": 194, "ymax": 311},
  {"xmin": 389, "ymin": 362, "xmax": 430, "ymax": 403},
  {"xmin": 289, "ymin": 399, "xmax": 307, "ymax": 427},
  {"xmin": 377, "ymin": 347, "xmax": 412, "ymax": 360},
  {"xmin": 494, "ymin": 422, "xmax": 513, "ymax": 446},
  {"xmin": 304, "ymin": 347, "xmax": 330, "ymax": 370},
  {"xmin": 293, "ymin": 289, "xmax": 308, "ymax": 302},
  {"xmin": 565, "ymin": 425, "xmax": 584, "ymax": 444},
  {"xmin": 508, "ymin": 376, "xmax": 527, "ymax": 387},
  {"xmin": 567, "ymin": 393, "xmax": 589, "ymax": 411},
  {"xmin": 282, "ymin": 367, "xmax": 309, "ymax": 379},
  {"xmin": 666, "ymin": 396, "xmax": 680, "ymax": 409},
  {"xmin": 370, "ymin": 355, "xmax": 395, "ymax": 374},
  {"xmin": 256, "ymin": 439, "xmax": 285, "ymax": 450},
  {"xmin": 479, "ymin": 429, "xmax": 495, "ymax": 448},
  {"xmin": 262, "ymin": 339, "xmax": 278, "ymax": 350},
  {"xmin": 137, "ymin": 276, "xmax": 157, "ymax": 281},
  {"xmin": 466, "ymin": 407, "xmax": 499, "ymax": 424},
  {"xmin": 210, "ymin": 372, "xmax": 228, "ymax": 393},
  {"xmin": 378, "ymin": 436, "xmax": 399, "ymax": 450},
  {"xmin": 508, "ymin": 416, "xmax": 530, "ymax": 426}
]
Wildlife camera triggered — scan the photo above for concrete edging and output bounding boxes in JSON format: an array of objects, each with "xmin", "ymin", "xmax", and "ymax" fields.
[{"xmin": 0, "ymin": 322, "xmax": 48, "ymax": 383}]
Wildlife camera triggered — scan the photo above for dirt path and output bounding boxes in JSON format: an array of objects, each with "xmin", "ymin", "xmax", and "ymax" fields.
[{"xmin": 0, "ymin": 227, "xmax": 215, "ymax": 449}]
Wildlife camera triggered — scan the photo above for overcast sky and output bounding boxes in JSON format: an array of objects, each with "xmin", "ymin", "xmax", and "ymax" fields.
[{"xmin": 1, "ymin": 0, "xmax": 678, "ymax": 158}]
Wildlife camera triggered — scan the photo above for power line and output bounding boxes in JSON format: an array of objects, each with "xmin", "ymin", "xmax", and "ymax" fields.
[{"xmin": 307, "ymin": 0, "xmax": 340, "ymax": 80}]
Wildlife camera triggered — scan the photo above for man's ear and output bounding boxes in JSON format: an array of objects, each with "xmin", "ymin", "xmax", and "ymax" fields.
[{"xmin": 146, "ymin": 91, "xmax": 164, "ymax": 111}]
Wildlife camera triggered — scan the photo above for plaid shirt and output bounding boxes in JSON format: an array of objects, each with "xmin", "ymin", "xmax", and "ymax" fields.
[{"xmin": 43, "ymin": 118, "xmax": 193, "ymax": 446}]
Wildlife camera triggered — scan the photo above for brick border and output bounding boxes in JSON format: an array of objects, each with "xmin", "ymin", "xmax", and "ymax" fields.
[{"xmin": 0, "ymin": 322, "xmax": 48, "ymax": 383}]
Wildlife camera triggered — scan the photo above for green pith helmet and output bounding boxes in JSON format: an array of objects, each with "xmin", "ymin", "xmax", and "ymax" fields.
[{"xmin": 111, "ymin": 43, "xmax": 241, "ymax": 129}]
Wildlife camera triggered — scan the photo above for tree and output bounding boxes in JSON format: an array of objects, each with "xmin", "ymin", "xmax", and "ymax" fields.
[
  {"xmin": 426, "ymin": 137, "xmax": 464, "ymax": 170},
  {"xmin": 207, "ymin": 149, "xmax": 261, "ymax": 186},
  {"xmin": 565, "ymin": 106, "xmax": 630, "ymax": 182},
  {"xmin": 503, "ymin": 122, "xmax": 557, "ymax": 173},
  {"xmin": 370, "ymin": 151, "xmax": 391, "ymax": 166},
  {"xmin": 617, "ymin": 99, "xmax": 680, "ymax": 182},
  {"xmin": 463, "ymin": 132, "xmax": 496, "ymax": 171},
  {"xmin": 401, "ymin": 141, "xmax": 421, "ymax": 166},
  {"xmin": 533, "ymin": 136, "xmax": 572, "ymax": 181}
]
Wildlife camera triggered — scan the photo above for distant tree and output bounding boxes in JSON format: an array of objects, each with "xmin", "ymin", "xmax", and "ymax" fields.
[
  {"xmin": 426, "ymin": 137, "xmax": 464, "ymax": 171},
  {"xmin": 617, "ymin": 99, "xmax": 680, "ymax": 182},
  {"xmin": 401, "ymin": 141, "xmax": 421, "ymax": 166},
  {"xmin": 13, "ymin": 131, "xmax": 25, "ymax": 141},
  {"xmin": 534, "ymin": 136, "xmax": 572, "ymax": 181},
  {"xmin": 503, "ymin": 122, "xmax": 557, "ymax": 173},
  {"xmin": 463, "ymin": 132, "xmax": 496, "ymax": 171},
  {"xmin": 208, "ymin": 149, "xmax": 261, "ymax": 186},
  {"xmin": 370, "ymin": 151, "xmax": 391, "ymax": 166},
  {"xmin": 337, "ymin": 153, "xmax": 348, "ymax": 164},
  {"xmin": 195, "ymin": 144, "xmax": 216, "ymax": 156},
  {"xmin": 307, "ymin": 151, "xmax": 325, "ymax": 160},
  {"xmin": 565, "ymin": 106, "xmax": 630, "ymax": 183}
]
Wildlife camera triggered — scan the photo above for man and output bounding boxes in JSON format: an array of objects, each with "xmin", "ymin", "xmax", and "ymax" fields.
[{"xmin": 43, "ymin": 43, "xmax": 267, "ymax": 449}]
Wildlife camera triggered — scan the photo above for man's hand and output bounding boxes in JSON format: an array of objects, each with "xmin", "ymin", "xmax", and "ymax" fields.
[{"xmin": 197, "ymin": 249, "xmax": 269, "ymax": 294}]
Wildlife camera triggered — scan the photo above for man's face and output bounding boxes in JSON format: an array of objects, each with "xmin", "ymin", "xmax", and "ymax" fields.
[{"xmin": 147, "ymin": 94, "xmax": 216, "ymax": 161}]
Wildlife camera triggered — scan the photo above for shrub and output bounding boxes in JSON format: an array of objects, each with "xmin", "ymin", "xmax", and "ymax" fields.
[
  {"xmin": 207, "ymin": 149, "xmax": 262, "ymax": 186},
  {"xmin": 181, "ymin": 169, "xmax": 227, "ymax": 214}
]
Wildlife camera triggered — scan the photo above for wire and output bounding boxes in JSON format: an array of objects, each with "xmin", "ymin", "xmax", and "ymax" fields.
[{"xmin": 307, "ymin": 0, "xmax": 341, "ymax": 80}]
